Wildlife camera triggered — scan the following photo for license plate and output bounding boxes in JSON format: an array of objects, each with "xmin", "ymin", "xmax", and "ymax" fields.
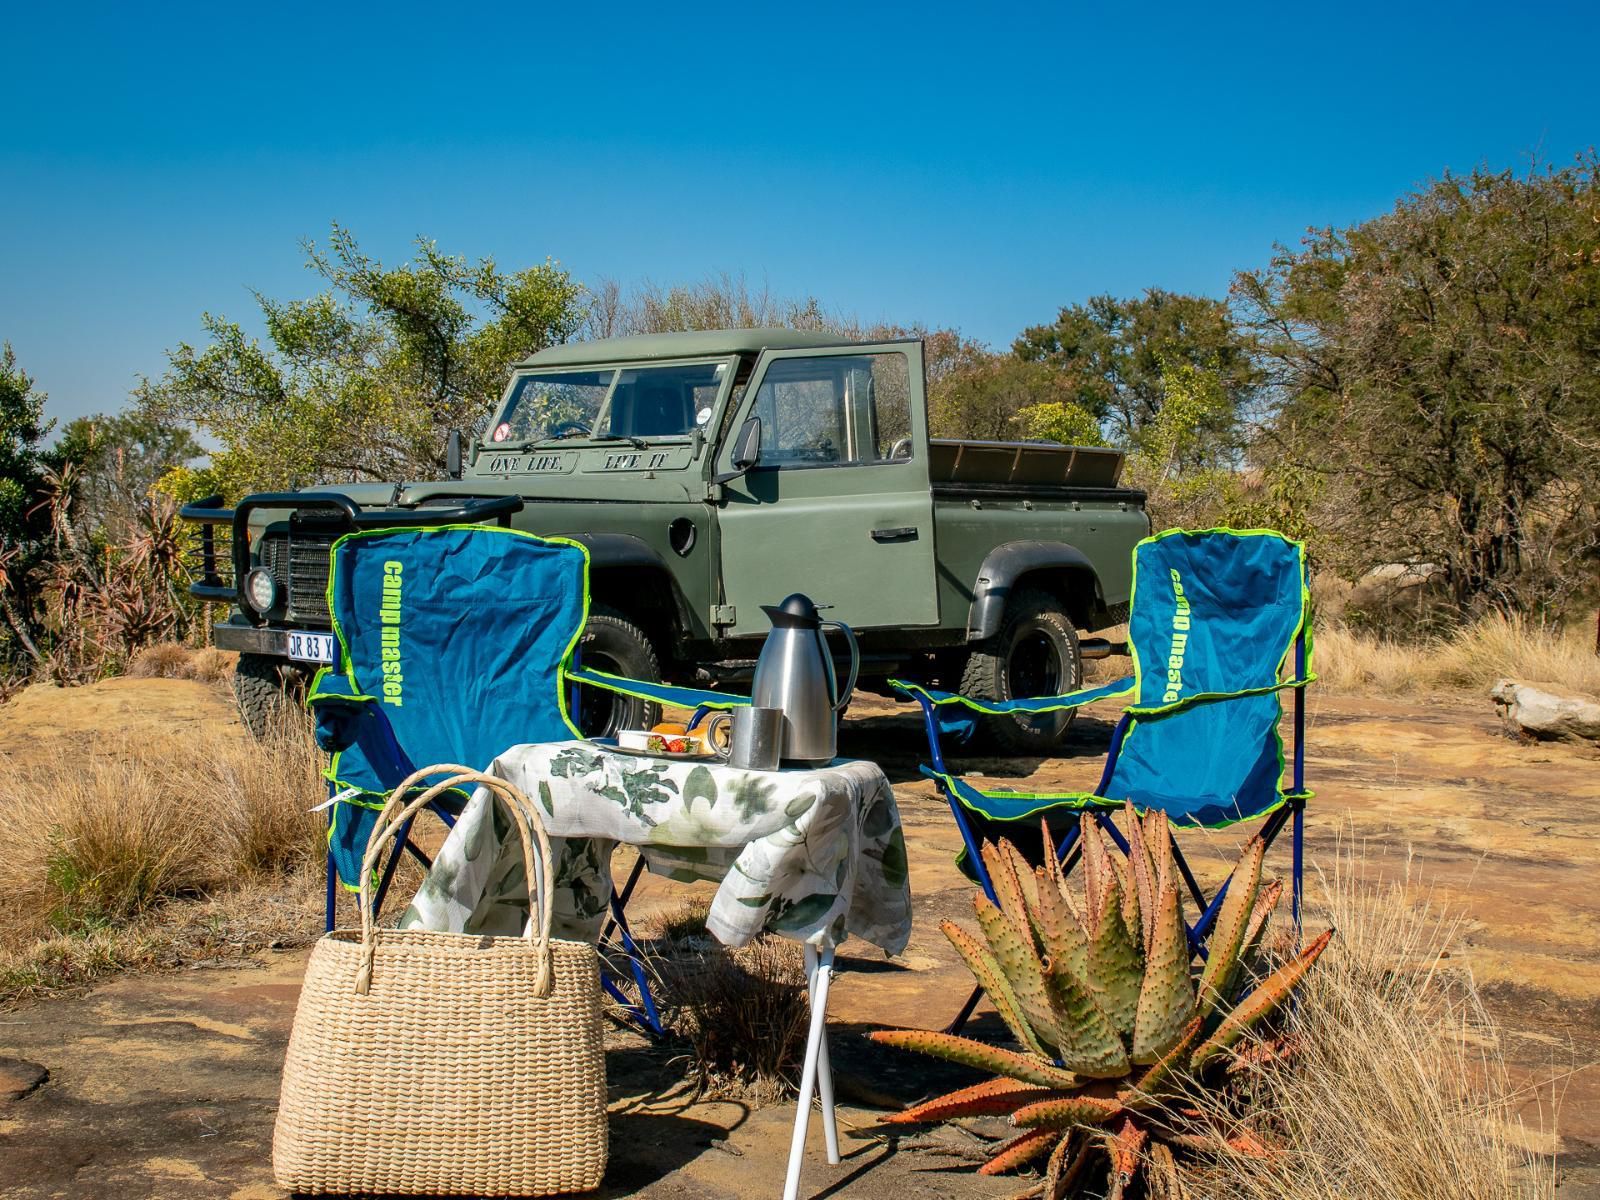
[{"xmin": 287, "ymin": 631, "xmax": 335, "ymax": 663}]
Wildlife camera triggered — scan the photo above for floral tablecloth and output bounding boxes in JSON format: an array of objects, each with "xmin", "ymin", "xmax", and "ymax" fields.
[{"xmin": 399, "ymin": 742, "xmax": 911, "ymax": 954}]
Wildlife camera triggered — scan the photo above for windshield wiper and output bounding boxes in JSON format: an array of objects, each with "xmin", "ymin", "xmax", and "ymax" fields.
[{"xmin": 587, "ymin": 433, "xmax": 649, "ymax": 449}]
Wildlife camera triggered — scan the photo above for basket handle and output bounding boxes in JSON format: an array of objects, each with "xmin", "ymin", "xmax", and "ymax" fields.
[{"xmin": 355, "ymin": 764, "xmax": 557, "ymax": 998}]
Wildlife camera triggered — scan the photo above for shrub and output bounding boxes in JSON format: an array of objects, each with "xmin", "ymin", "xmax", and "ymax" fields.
[
  {"xmin": 650, "ymin": 899, "xmax": 811, "ymax": 1103},
  {"xmin": 1313, "ymin": 614, "xmax": 1600, "ymax": 698},
  {"xmin": 0, "ymin": 715, "xmax": 324, "ymax": 952},
  {"xmin": 126, "ymin": 642, "xmax": 194, "ymax": 679}
]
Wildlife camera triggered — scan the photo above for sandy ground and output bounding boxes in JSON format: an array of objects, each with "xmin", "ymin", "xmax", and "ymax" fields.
[{"xmin": 0, "ymin": 675, "xmax": 1597, "ymax": 1198}]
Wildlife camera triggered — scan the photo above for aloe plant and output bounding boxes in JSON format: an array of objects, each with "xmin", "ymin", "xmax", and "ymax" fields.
[{"xmin": 871, "ymin": 805, "xmax": 1331, "ymax": 1199}]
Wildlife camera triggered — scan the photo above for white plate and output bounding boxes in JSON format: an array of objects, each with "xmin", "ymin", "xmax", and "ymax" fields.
[{"xmin": 287, "ymin": 630, "xmax": 335, "ymax": 663}]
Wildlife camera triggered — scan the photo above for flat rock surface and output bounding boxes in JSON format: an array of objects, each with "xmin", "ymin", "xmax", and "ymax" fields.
[
  {"xmin": 0, "ymin": 1058, "xmax": 48, "ymax": 1103},
  {"xmin": 1, "ymin": 677, "xmax": 1597, "ymax": 1196}
]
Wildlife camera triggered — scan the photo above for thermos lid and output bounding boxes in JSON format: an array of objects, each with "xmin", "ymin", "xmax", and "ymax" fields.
[{"xmin": 760, "ymin": 593, "xmax": 821, "ymax": 626}]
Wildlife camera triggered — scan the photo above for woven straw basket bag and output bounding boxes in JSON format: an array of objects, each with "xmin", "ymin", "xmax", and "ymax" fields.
[{"xmin": 273, "ymin": 766, "xmax": 608, "ymax": 1195}]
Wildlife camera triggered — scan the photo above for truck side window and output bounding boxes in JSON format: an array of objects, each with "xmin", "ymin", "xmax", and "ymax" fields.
[{"xmin": 752, "ymin": 353, "xmax": 912, "ymax": 468}]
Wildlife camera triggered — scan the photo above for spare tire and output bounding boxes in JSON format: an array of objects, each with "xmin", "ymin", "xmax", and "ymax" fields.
[
  {"xmin": 575, "ymin": 607, "xmax": 662, "ymax": 738},
  {"xmin": 959, "ymin": 588, "xmax": 1082, "ymax": 754}
]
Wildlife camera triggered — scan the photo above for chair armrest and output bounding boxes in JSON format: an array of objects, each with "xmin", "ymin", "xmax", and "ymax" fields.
[
  {"xmin": 567, "ymin": 666, "xmax": 750, "ymax": 711},
  {"xmin": 889, "ymin": 675, "xmax": 1135, "ymax": 716}
]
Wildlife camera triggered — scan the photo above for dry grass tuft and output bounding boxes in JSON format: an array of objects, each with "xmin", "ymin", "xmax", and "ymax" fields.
[
  {"xmin": 1312, "ymin": 613, "xmax": 1600, "ymax": 698},
  {"xmin": 126, "ymin": 641, "xmax": 194, "ymax": 679},
  {"xmin": 1183, "ymin": 838, "xmax": 1555, "ymax": 1199},
  {"xmin": 0, "ymin": 712, "xmax": 324, "ymax": 1000},
  {"xmin": 187, "ymin": 646, "xmax": 238, "ymax": 684},
  {"xmin": 649, "ymin": 899, "xmax": 811, "ymax": 1104},
  {"xmin": 125, "ymin": 642, "xmax": 238, "ymax": 684}
]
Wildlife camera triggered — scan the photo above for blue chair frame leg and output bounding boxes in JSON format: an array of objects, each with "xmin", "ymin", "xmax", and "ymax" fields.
[{"xmin": 596, "ymin": 855, "xmax": 665, "ymax": 1036}]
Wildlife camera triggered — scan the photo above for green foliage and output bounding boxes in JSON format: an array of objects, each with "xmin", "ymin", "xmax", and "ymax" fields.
[
  {"xmin": 931, "ymin": 356, "xmax": 1098, "ymax": 441},
  {"xmin": 138, "ymin": 226, "xmax": 587, "ymax": 496},
  {"xmin": 54, "ymin": 409, "xmax": 202, "ymax": 538},
  {"xmin": 1234, "ymin": 156, "xmax": 1600, "ymax": 617},
  {"xmin": 0, "ymin": 343, "xmax": 52, "ymax": 549},
  {"xmin": 1014, "ymin": 289, "xmax": 1259, "ymax": 455},
  {"xmin": 1014, "ymin": 400, "xmax": 1105, "ymax": 446}
]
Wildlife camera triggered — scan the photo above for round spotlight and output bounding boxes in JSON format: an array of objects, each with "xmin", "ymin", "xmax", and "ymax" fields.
[{"xmin": 244, "ymin": 567, "xmax": 279, "ymax": 613}]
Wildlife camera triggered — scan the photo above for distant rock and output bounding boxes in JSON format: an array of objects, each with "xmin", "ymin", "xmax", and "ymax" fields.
[
  {"xmin": 1490, "ymin": 679, "xmax": 1600, "ymax": 744},
  {"xmin": 0, "ymin": 1056, "xmax": 48, "ymax": 1102}
]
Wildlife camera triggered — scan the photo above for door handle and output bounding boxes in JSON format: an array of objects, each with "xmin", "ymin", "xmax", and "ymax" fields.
[{"xmin": 870, "ymin": 526, "xmax": 919, "ymax": 542}]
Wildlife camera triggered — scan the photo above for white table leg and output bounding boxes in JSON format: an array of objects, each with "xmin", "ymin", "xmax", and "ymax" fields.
[
  {"xmin": 783, "ymin": 939, "xmax": 837, "ymax": 1200},
  {"xmin": 810, "ymin": 944, "xmax": 840, "ymax": 1164}
]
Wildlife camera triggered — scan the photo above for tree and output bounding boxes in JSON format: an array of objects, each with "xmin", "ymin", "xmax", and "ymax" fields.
[
  {"xmin": 0, "ymin": 344, "xmax": 52, "ymax": 663},
  {"xmin": 929, "ymin": 355, "xmax": 1102, "ymax": 442},
  {"xmin": 54, "ymin": 410, "xmax": 202, "ymax": 537},
  {"xmin": 1234, "ymin": 156, "xmax": 1600, "ymax": 616},
  {"xmin": 139, "ymin": 226, "xmax": 586, "ymax": 497},
  {"xmin": 1014, "ymin": 289, "xmax": 1260, "ymax": 460},
  {"xmin": 0, "ymin": 344, "xmax": 51, "ymax": 550}
]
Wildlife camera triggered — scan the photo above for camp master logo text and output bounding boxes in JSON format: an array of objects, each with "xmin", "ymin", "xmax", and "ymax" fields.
[
  {"xmin": 1163, "ymin": 568, "xmax": 1192, "ymax": 704},
  {"xmin": 379, "ymin": 560, "xmax": 403, "ymax": 706}
]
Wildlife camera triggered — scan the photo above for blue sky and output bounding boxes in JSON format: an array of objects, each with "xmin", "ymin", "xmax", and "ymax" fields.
[{"xmin": 2, "ymin": 0, "xmax": 1594, "ymax": 429}]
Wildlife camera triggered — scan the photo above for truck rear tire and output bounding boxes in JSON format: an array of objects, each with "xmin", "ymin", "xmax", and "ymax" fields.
[
  {"xmin": 233, "ymin": 652, "xmax": 304, "ymax": 740},
  {"xmin": 576, "ymin": 607, "xmax": 662, "ymax": 738},
  {"xmin": 960, "ymin": 588, "xmax": 1082, "ymax": 754}
]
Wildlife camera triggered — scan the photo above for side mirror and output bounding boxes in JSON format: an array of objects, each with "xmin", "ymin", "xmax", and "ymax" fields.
[
  {"xmin": 446, "ymin": 430, "xmax": 463, "ymax": 479},
  {"xmin": 713, "ymin": 417, "xmax": 762, "ymax": 485}
]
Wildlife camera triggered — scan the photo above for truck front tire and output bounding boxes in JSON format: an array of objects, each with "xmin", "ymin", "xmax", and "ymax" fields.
[
  {"xmin": 960, "ymin": 588, "xmax": 1082, "ymax": 754},
  {"xmin": 233, "ymin": 652, "xmax": 305, "ymax": 740},
  {"xmin": 576, "ymin": 607, "xmax": 662, "ymax": 738}
]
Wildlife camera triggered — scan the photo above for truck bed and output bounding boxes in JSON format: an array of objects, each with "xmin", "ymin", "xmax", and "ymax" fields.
[{"xmin": 927, "ymin": 439, "xmax": 1126, "ymax": 490}]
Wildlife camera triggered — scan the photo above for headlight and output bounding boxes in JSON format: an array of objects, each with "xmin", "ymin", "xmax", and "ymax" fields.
[{"xmin": 244, "ymin": 567, "xmax": 279, "ymax": 613}]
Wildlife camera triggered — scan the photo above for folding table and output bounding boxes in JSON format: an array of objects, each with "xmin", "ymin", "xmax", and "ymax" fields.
[{"xmin": 399, "ymin": 740, "xmax": 913, "ymax": 1200}]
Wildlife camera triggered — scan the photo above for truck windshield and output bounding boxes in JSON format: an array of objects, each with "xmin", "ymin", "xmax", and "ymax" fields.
[{"xmin": 494, "ymin": 362, "xmax": 728, "ymax": 444}]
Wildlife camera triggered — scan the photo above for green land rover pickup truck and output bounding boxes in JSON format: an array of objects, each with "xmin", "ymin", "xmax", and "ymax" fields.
[{"xmin": 183, "ymin": 329, "xmax": 1149, "ymax": 751}]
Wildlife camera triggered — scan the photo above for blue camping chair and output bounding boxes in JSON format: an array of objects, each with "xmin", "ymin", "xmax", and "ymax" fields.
[
  {"xmin": 306, "ymin": 524, "xmax": 747, "ymax": 1033},
  {"xmin": 892, "ymin": 528, "xmax": 1314, "ymax": 1032}
]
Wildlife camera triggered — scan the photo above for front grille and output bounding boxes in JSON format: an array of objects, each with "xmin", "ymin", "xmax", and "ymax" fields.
[
  {"xmin": 257, "ymin": 530, "xmax": 335, "ymax": 623},
  {"xmin": 287, "ymin": 532, "xmax": 335, "ymax": 622}
]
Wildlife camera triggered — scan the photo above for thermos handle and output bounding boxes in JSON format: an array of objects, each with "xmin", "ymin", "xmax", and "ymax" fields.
[{"xmin": 821, "ymin": 620, "xmax": 859, "ymax": 713}]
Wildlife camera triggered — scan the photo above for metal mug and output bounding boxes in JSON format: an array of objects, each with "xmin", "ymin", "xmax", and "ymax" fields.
[{"xmin": 729, "ymin": 706, "xmax": 784, "ymax": 771}]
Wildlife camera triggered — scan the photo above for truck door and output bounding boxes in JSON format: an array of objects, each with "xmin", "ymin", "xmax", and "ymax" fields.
[{"xmin": 715, "ymin": 341, "xmax": 939, "ymax": 636}]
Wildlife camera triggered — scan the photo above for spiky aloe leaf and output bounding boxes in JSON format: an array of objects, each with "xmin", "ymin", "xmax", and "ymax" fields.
[
  {"xmin": 1043, "ymin": 958, "xmax": 1130, "ymax": 1078},
  {"xmin": 1191, "ymin": 928, "xmax": 1333, "ymax": 1070},
  {"xmin": 1195, "ymin": 834, "xmax": 1266, "ymax": 1018},
  {"xmin": 1084, "ymin": 870, "xmax": 1143, "ymax": 1037},
  {"xmin": 1032, "ymin": 860, "xmax": 1090, "ymax": 982},
  {"xmin": 1080, "ymin": 816, "xmax": 1111, "ymax": 936},
  {"xmin": 978, "ymin": 1127, "xmax": 1061, "ymax": 1175},
  {"xmin": 1144, "ymin": 809, "xmax": 1172, "ymax": 900},
  {"xmin": 868, "ymin": 1029, "xmax": 1080, "ymax": 1089},
  {"xmin": 942, "ymin": 918, "xmax": 1046, "ymax": 1058},
  {"xmin": 1125, "ymin": 804, "xmax": 1158, "ymax": 953},
  {"xmin": 981, "ymin": 840, "xmax": 1039, "ymax": 958},
  {"xmin": 1145, "ymin": 1142, "xmax": 1189, "ymax": 1200},
  {"xmin": 1239, "ymin": 878, "xmax": 1284, "ymax": 968},
  {"xmin": 1131, "ymin": 880, "xmax": 1195, "ymax": 1063},
  {"xmin": 1121, "ymin": 1016, "xmax": 1204, "ymax": 1107},
  {"xmin": 884, "ymin": 1076, "xmax": 1059, "ymax": 1124},
  {"xmin": 1045, "ymin": 1131, "xmax": 1094, "ymax": 1200},
  {"xmin": 1010, "ymin": 1092, "xmax": 1125, "ymax": 1130},
  {"xmin": 1104, "ymin": 1116, "xmax": 1148, "ymax": 1188},
  {"xmin": 1108, "ymin": 852, "xmax": 1142, "ymax": 960},
  {"xmin": 976, "ymin": 894, "xmax": 1063, "ymax": 1049},
  {"xmin": 1042, "ymin": 818, "xmax": 1084, "ymax": 928},
  {"xmin": 1001, "ymin": 839, "xmax": 1048, "ymax": 946}
]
